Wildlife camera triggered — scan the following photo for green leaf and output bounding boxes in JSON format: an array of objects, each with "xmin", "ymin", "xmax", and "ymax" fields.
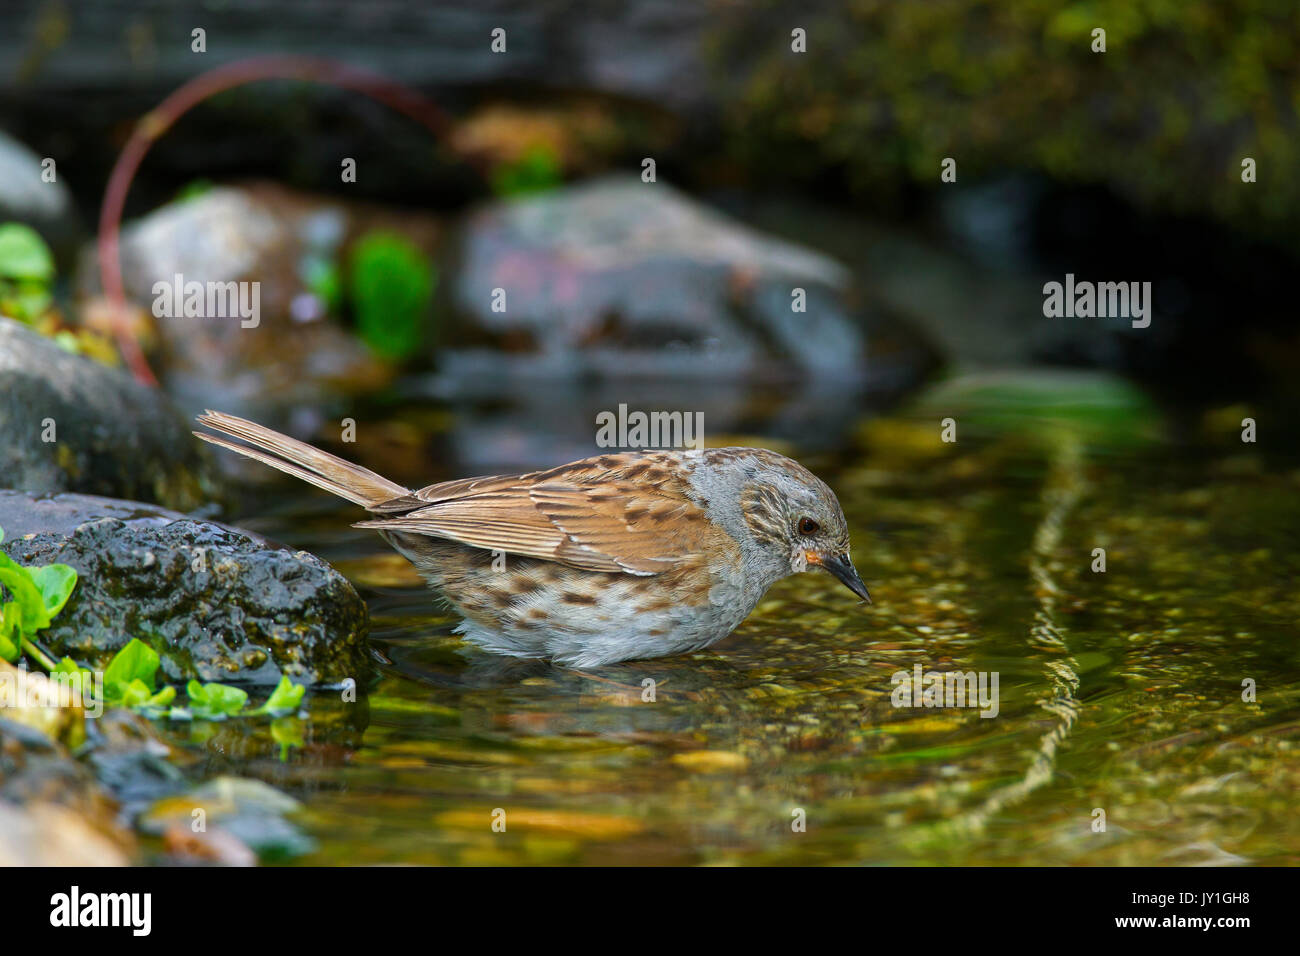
[
  {"xmin": 0, "ymin": 223, "xmax": 55, "ymax": 282},
  {"xmin": 271, "ymin": 716, "xmax": 305, "ymax": 761},
  {"xmin": 1, "ymin": 285, "xmax": 53, "ymax": 323},
  {"xmin": 347, "ymin": 232, "xmax": 434, "ymax": 362},
  {"xmin": 187, "ymin": 679, "xmax": 249, "ymax": 720},
  {"xmin": 0, "ymin": 554, "xmax": 51, "ymax": 632},
  {"xmin": 26, "ymin": 563, "xmax": 77, "ymax": 617},
  {"xmin": 134, "ymin": 684, "xmax": 176, "ymax": 712},
  {"xmin": 51, "ymin": 656, "xmax": 88, "ymax": 678},
  {"xmin": 118, "ymin": 678, "xmax": 154, "ymax": 708},
  {"xmin": 253, "ymin": 675, "xmax": 306, "ymax": 716},
  {"xmin": 113, "ymin": 677, "xmax": 175, "ymax": 710},
  {"xmin": 103, "ymin": 638, "xmax": 161, "ymax": 692},
  {"xmin": 0, "ymin": 612, "xmax": 18, "ymax": 661},
  {"xmin": 50, "ymin": 656, "xmax": 76, "ymax": 675}
]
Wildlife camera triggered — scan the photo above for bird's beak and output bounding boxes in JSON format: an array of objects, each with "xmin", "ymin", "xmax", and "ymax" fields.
[{"xmin": 810, "ymin": 551, "xmax": 872, "ymax": 604}]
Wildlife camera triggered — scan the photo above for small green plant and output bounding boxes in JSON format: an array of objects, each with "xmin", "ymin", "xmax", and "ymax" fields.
[
  {"xmin": 0, "ymin": 527, "xmax": 79, "ymax": 665},
  {"xmin": 52, "ymin": 638, "xmax": 307, "ymax": 721},
  {"xmin": 1, "ymin": 526, "xmax": 307, "ymax": 721},
  {"xmin": 101, "ymin": 637, "xmax": 176, "ymax": 709},
  {"xmin": 0, "ymin": 222, "xmax": 55, "ymax": 324},
  {"xmin": 347, "ymin": 231, "xmax": 435, "ymax": 362},
  {"xmin": 0, "ymin": 222, "xmax": 119, "ymax": 363},
  {"xmin": 490, "ymin": 144, "xmax": 563, "ymax": 197}
]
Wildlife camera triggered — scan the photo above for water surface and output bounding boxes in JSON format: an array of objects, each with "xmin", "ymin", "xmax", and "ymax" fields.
[{"xmin": 173, "ymin": 391, "xmax": 1300, "ymax": 865}]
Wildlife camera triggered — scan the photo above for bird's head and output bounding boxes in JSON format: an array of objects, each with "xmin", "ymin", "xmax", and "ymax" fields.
[{"xmin": 723, "ymin": 449, "xmax": 872, "ymax": 604}]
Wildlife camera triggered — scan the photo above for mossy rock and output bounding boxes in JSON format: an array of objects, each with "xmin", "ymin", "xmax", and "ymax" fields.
[
  {"xmin": 716, "ymin": 1, "xmax": 1300, "ymax": 239},
  {"xmin": 0, "ymin": 491, "xmax": 369, "ymax": 686}
]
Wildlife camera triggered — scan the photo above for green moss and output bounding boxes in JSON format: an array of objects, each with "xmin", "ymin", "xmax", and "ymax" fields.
[{"xmin": 714, "ymin": 0, "xmax": 1300, "ymax": 238}]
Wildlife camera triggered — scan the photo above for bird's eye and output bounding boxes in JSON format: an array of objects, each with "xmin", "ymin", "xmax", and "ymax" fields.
[{"xmin": 798, "ymin": 517, "xmax": 820, "ymax": 536}]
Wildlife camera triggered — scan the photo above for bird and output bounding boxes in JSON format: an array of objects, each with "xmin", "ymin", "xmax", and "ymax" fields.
[{"xmin": 193, "ymin": 411, "xmax": 871, "ymax": 668}]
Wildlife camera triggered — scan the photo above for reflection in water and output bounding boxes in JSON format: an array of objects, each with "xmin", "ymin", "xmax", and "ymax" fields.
[
  {"xmin": 180, "ymin": 390, "xmax": 1300, "ymax": 866},
  {"xmin": 936, "ymin": 432, "xmax": 1084, "ymax": 844}
]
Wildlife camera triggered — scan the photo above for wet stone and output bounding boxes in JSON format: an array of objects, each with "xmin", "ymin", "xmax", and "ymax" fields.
[{"xmin": 0, "ymin": 490, "xmax": 369, "ymax": 686}]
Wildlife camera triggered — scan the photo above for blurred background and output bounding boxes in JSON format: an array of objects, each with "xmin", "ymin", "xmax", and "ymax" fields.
[
  {"xmin": 3, "ymin": 0, "xmax": 1299, "ymax": 466},
  {"xmin": 2, "ymin": 1, "xmax": 1299, "ymax": 866}
]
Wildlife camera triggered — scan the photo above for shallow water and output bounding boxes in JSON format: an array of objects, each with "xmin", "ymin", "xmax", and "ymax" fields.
[{"xmin": 165, "ymin": 388, "xmax": 1300, "ymax": 866}]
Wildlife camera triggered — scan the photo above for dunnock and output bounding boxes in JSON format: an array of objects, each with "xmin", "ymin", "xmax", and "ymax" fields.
[{"xmin": 195, "ymin": 411, "xmax": 871, "ymax": 667}]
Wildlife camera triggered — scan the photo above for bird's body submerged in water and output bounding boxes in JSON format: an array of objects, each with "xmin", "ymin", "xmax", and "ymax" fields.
[{"xmin": 194, "ymin": 411, "xmax": 871, "ymax": 667}]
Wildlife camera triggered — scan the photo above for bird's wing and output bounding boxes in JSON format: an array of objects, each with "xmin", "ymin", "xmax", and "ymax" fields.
[{"xmin": 353, "ymin": 454, "xmax": 711, "ymax": 575}]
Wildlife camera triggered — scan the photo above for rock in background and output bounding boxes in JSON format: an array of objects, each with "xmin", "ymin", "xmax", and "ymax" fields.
[
  {"xmin": 0, "ymin": 130, "xmax": 81, "ymax": 265},
  {"xmin": 446, "ymin": 176, "xmax": 867, "ymax": 382},
  {"xmin": 0, "ymin": 317, "xmax": 216, "ymax": 510},
  {"xmin": 75, "ymin": 183, "xmax": 428, "ymax": 415}
]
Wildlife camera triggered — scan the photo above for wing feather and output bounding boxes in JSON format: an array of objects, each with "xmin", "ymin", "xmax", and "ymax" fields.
[{"xmin": 354, "ymin": 454, "xmax": 708, "ymax": 575}]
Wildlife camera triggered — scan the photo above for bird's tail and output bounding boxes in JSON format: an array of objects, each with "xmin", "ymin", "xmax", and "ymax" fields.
[{"xmin": 194, "ymin": 410, "xmax": 410, "ymax": 510}]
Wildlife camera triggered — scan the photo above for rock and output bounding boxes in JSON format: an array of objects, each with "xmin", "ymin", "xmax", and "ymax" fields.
[
  {"xmin": 0, "ymin": 659, "xmax": 85, "ymax": 747},
  {"xmin": 0, "ymin": 317, "xmax": 217, "ymax": 510},
  {"xmin": 670, "ymin": 749, "xmax": 750, "ymax": 772},
  {"xmin": 141, "ymin": 775, "xmax": 314, "ymax": 860},
  {"xmin": 0, "ymin": 713, "xmax": 135, "ymax": 866},
  {"xmin": 434, "ymin": 807, "xmax": 644, "ymax": 841},
  {"xmin": 445, "ymin": 175, "xmax": 867, "ymax": 383},
  {"xmin": 0, "ymin": 490, "xmax": 369, "ymax": 686},
  {"xmin": 0, "ymin": 795, "xmax": 134, "ymax": 866},
  {"xmin": 0, "ymin": 130, "xmax": 81, "ymax": 263},
  {"xmin": 77, "ymin": 183, "xmax": 430, "ymax": 415},
  {"xmin": 162, "ymin": 824, "xmax": 258, "ymax": 867}
]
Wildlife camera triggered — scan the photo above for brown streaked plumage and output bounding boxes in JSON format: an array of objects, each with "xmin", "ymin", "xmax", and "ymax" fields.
[{"xmin": 194, "ymin": 411, "xmax": 871, "ymax": 667}]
